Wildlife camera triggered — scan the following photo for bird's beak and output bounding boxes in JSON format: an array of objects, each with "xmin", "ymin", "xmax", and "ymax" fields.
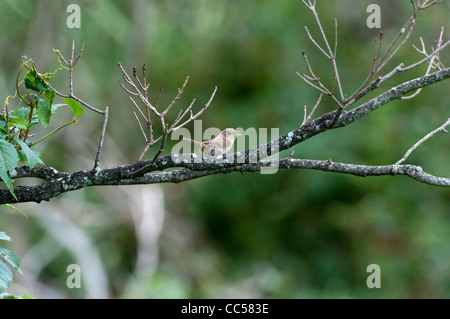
[{"xmin": 234, "ymin": 132, "xmax": 241, "ymax": 137}]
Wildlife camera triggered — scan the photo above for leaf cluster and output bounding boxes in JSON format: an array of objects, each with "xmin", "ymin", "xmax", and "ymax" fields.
[
  {"xmin": 1, "ymin": 56, "xmax": 84, "ymax": 198},
  {"xmin": 0, "ymin": 232, "xmax": 22, "ymax": 294}
]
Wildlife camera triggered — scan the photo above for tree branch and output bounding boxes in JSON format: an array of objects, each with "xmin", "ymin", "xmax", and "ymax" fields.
[
  {"xmin": 3, "ymin": 157, "xmax": 448, "ymax": 204},
  {"xmin": 3, "ymin": 67, "xmax": 449, "ymax": 204}
]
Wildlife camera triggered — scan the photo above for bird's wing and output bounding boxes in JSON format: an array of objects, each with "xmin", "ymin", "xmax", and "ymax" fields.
[{"xmin": 183, "ymin": 137, "xmax": 204, "ymax": 146}]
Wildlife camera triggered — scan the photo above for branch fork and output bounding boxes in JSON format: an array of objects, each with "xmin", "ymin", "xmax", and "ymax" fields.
[{"xmin": 117, "ymin": 62, "xmax": 217, "ymax": 161}]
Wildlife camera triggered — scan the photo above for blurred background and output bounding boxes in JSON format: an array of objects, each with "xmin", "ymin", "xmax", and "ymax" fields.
[{"xmin": 0, "ymin": 0, "xmax": 449, "ymax": 298}]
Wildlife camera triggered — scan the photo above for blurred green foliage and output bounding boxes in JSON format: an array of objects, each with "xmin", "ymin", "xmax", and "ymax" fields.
[{"xmin": 0, "ymin": 0, "xmax": 449, "ymax": 298}]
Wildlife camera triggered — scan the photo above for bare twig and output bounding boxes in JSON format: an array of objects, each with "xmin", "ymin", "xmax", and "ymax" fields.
[
  {"xmin": 302, "ymin": 3, "xmax": 344, "ymax": 102},
  {"xmin": 325, "ymin": 0, "xmax": 443, "ymax": 107},
  {"xmin": 297, "ymin": 0, "xmax": 432, "ymax": 128},
  {"xmin": 297, "ymin": 51, "xmax": 342, "ymax": 107},
  {"xmin": 162, "ymin": 76, "xmax": 189, "ymax": 117},
  {"xmin": 118, "ymin": 62, "xmax": 160, "ymax": 116},
  {"xmin": 118, "ymin": 62, "xmax": 217, "ymax": 161},
  {"xmin": 304, "ymin": 26, "xmax": 331, "ymax": 59},
  {"xmin": 47, "ymin": 84, "xmax": 106, "ymax": 115},
  {"xmin": 302, "ymin": 93, "xmax": 323, "ymax": 125},
  {"xmin": 171, "ymin": 86, "xmax": 217, "ymax": 131},
  {"xmin": 54, "ymin": 41, "xmax": 85, "ymax": 97},
  {"xmin": 398, "ymin": 40, "xmax": 450, "ymax": 72},
  {"xmin": 94, "ymin": 106, "xmax": 109, "ymax": 169},
  {"xmin": 298, "ymin": 0, "xmax": 448, "ymax": 129},
  {"xmin": 419, "ymin": 0, "xmax": 442, "ymax": 10},
  {"xmin": 151, "ymin": 124, "xmax": 169, "ymax": 164},
  {"xmin": 49, "ymin": 42, "xmax": 105, "ymax": 115},
  {"xmin": 396, "ymin": 118, "xmax": 450, "ymax": 165},
  {"xmin": 129, "ymin": 96, "xmax": 147, "ymax": 122},
  {"xmin": 138, "ymin": 143, "xmax": 152, "ymax": 163},
  {"xmin": 134, "ymin": 111, "xmax": 148, "ymax": 142}
]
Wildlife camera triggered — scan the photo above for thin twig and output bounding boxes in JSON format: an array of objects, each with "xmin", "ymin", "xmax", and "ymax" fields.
[
  {"xmin": 73, "ymin": 42, "xmax": 85, "ymax": 66},
  {"xmin": 134, "ymin": 64, "xmax": 150, "ymax": 94},
  {"xmin": 55, "ymin": 41, "xmax": 85, "ymax": 97},
  {"xmin": 342, "ymin": 0, "xmax": 441, "ymax": 106},
  {"xmin": 134, "ymin": 111, "xmax": 148, "ymax": 142},
  {"xmin": 30, "ymin": 119, "xmax": 78, "ymax": 147},
  {"xmin": 69, "ymin": 41, "xmax": 75, "ymax": 95},
  {"xmin": 303, "ymin": 2, "xmax": 344, "ymax": 102},
  {"xmin": 162, "ymin": 76, "xmax": 189, "ymax": 117},
  {"xmin": 171, "ymin": 86, "xmax": 217, "ymax": 131},
  {"xmin": 396, "ymin": 117, "xmax": 450, "ymax": 165},
  {"xmin": 302, "ymin": 93, "xmax": 323, "ymax": 125},
  {"xmin": 118, "ymin": 62, "xmax": 160, "ymax": 116},
  {"xmin": 47, "ymin": 84, "xmax": 106, "ymax": 115},
  {"xmin": 296, "ymin": 72, "xmax": 329, "ymax": 95},
  {"xmin": 398, "ymin": 40, "xmax": 450, "ymax": 72},
  {"xmin": 119, "ymin": 60, "xmax": 217, "ymax": 162},
  {"xmin": 420, "ymin": 0, "xmax": 441, "ymax": 10},
  {"xmin": 94, "ymin": 106, "xmax": 109, "ymax": 169},
  {"xmin": 304, "ymin": 26, "xmax": 331, "ymax": 59},
  {"xmin": 151, "ymin": 124, "xmax": 169, "ymax": 164},
  {"xmin": 129, "ymin": 96, "xmax": 147, "ymax": 121}
]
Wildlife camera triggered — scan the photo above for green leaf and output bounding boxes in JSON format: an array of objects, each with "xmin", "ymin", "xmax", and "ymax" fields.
[
  {"xmin": 0, "ymin": 129, "xmax": 11, "ymax": 139},
  {"xmin": 31, "ymin": 146, "xmax": 43, "ymax": 163},
  {"xmin": 0, "ymin": 260, "xmax": 12, "ymax": 293},
  {"xmin": 0, "ymin": 232, "xmax": 11, "ymax": 241},
  {"xmin": 15, "ymin": 106, "xmax": 31, "ymax": 120},
  {"xmin": 7, "ymin": 117, "xmax": 28, "ymax": 130},
  {"xmin": 0, "ymin": 139, "xmax": 19, "ymax": 199},
  {"xmin": 2, "ymin": 205, "xmax": 27, "ymax": 219},
  {"xmin": 24, "ymin": 69, "xmax": 48, "ymax": 92},
  {"xmin": 37, "ymin": 89, "xmax": 55, "ymax": 128},
  {"xmin": 14, "ymin": 138, "xmax": 44, "ymax": 169},
  {"xmin": 14, "ymin": 107, "xmax": 39, "ymax": 129},
  {"xmin": 0, "ymin": 248, "xmax": 22, "ymax": 275},
  {"xmin": 0, "ymin": 233, "xmax": 23, "ymax": 293},
  {"xmin": 1, "ymin": 112, "xmax": 33, "ymax": 130},
  {"xmin": 17, "ymin": 150, "xmax": 26, "ymax": 164},
  {"xmin": 64, "ymin": 98, "xmax": 84, "ymax": 118}
]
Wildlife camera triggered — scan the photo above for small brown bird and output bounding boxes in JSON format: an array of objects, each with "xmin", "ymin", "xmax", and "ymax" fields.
[{"xmin": 184, "ymin": 129, "xmax": 241, "ymax": 156}]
